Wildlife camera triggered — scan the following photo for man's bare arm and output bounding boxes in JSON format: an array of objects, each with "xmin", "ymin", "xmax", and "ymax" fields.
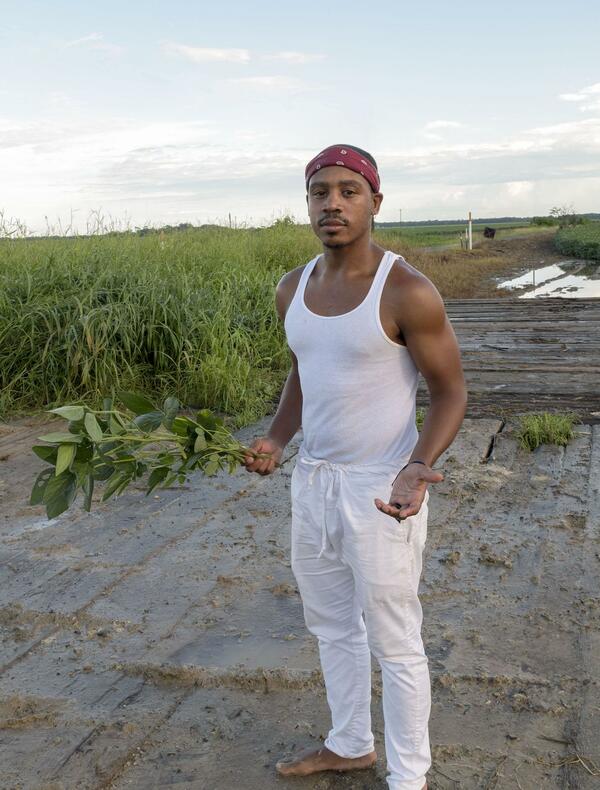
[
  {"xmin": 267, "ymin": 351, "xmax": 303, "ymax": 449},
  {"xmin": 244, "ymin": 269, "xmax": 304, "ymax": 474},
  {"xmin": 375, "ymin": 275, "xmax": 467, "ymax": 519},
  {"xmin": 403, "ymin": 278, "xmax": 468, "ymax": 468}
]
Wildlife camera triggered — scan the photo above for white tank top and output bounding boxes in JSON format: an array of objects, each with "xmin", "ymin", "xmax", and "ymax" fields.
[{"xmin": 284, "ymin": 250, "xmax": 420, "ymax": 465}]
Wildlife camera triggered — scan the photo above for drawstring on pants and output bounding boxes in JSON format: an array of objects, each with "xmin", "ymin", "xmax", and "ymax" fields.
[
  {"xmin": 301, "ymin": 457, "xmax": 339, "ymax": 559},
  {"xmin": 297, "ymin": 454, "xmax": 412, "ymax": 560}
]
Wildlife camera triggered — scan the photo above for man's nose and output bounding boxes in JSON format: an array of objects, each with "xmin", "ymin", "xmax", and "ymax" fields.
[{"xmin": 323, "ymin": 190, "xmax": 342, "ymax": 211}]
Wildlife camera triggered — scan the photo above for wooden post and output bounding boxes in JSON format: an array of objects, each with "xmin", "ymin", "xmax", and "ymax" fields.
[{"xmin": 468, "ymin": 211, "xmax": 473, "ymax": 251}]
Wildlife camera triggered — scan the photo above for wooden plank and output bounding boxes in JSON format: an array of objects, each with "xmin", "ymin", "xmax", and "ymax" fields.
[{"xmin": 426, "ymin": 298, "xmax": 600, "ymax": 420}]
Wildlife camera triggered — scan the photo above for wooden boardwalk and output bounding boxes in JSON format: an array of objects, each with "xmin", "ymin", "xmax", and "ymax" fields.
[{"xmin": 417, "ymin": 297, "xmax": 600, "ymax": 421}]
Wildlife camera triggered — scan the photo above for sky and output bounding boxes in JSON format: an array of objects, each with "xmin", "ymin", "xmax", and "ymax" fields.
[{"xmin": 1, "ymin": 0, "xmax": 599, "ymax": 233}]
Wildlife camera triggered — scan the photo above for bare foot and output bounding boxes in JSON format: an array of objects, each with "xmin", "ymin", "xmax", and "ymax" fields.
[{"xmin": 275, "ymin": 745, "xmax": 377, "ymax": 776}]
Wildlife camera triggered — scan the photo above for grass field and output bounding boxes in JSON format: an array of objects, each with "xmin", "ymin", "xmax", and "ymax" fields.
[
  {"xmin": 0, "ymin": 222, "xmax": 548, "ymax": 425},
  {"xmin": 555, "ymin": 221, "xmax": 600, "ymax": 260},
  {"xmin": 376, "ymin": 220, "xmax": 531, "ymax": 247}
]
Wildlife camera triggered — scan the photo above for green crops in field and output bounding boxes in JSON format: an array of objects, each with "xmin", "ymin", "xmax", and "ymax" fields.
[
  {"xmin": 0, "ymin": 225, "xmax": 320, "ymax": 426},
  {"xmin": 555, "ymin": 223, "xmax": 600, "ymax": 261},
  {"xmin": 376, "ymin": 221, "xmax": 531, "ymax": 248}
]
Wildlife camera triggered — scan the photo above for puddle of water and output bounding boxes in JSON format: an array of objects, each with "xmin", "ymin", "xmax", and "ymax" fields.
[
  {"xmin": 497, "ymin": 260, "xmax": 600, "ymax": 298},
  {"xmin": 520, "ymin": 272, "xmax": 600, "ymax": 299},
  {"xmin": 497, "ymin": 262, "xmax": 579, "ymax": 290}
]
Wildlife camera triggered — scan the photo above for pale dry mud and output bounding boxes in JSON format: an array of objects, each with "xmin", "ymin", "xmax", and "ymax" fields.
[{"xmin": 0, "ymin": 416, "xmax": 599, "ymax": 789}]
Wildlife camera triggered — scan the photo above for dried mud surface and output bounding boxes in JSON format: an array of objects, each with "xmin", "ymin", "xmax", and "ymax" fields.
[{"xmin": 0, "ymin": 416, "xmax": 599, "ymax": 789}]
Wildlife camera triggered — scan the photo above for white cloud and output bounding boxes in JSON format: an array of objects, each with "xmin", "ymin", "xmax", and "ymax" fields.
[
  {"xmin": 224, "ymin": 75, "xmax": 307, "ymax": 92},
  {"xmin": 3, "ymin": 113, "xmax": 600, "ymax": 232},
  {"xmin": 506, "ymin": 180, "xmax": 534, "ymax": 197},
  {"xmin": 424, "ymin": 120, "xmax": 464, "ymax": 131},
  {"xmin": 162, "ymin": 42, "xmax": 250, "ymax": 63},
  {"xmin": 558, "ymin": 82, "xmax": 600, "ymax": 112},
  {"xmin": 63, "ymin": 32, "xmax": 122, "ymax": 55},
  {"xmin": 64, "ymin": 32, "xmax": 104, "ymax": 47},
  {"xmin": 261, "ymin": 51, "xmax": 325, "ymax": 64}
]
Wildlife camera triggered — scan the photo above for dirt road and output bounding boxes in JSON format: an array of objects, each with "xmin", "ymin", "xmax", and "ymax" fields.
[{"xmin": 0, "ymin": 414, "xmax": 599, "ymax": 789}]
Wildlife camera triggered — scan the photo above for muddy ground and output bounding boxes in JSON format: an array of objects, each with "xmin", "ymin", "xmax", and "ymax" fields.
[{"xmin": 0, "ymin": 413, "xmax": 599, "ymax": 790}]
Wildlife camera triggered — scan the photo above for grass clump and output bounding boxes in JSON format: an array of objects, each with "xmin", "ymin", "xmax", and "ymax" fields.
[{"xmin": 515, "ymin": 412, "xmax": 581, "ymax": 451}]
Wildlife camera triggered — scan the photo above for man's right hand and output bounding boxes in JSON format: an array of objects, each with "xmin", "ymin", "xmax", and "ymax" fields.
[{"xmin": 243, "ymin": 437, "xmax": 284, "ymax": 475}]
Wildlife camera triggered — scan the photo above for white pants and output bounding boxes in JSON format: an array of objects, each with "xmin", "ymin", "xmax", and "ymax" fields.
[{"xmin": 290, "ymin": 452, "xmax": 431, "ymax": 790}]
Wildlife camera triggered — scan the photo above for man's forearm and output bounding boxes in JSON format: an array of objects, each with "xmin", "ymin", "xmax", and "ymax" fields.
[
  {"xmin": 409, "ymin": 388, "xmax": 467, "ymax": 468},
  {"xmin": 267, "ymin": 366, "xmax": 303, "ymax": 449}
]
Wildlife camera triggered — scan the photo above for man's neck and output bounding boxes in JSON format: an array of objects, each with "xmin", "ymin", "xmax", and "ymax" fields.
[{"xmin": 321, "ymin": 237, "xmax": 386, "ymax": 276}]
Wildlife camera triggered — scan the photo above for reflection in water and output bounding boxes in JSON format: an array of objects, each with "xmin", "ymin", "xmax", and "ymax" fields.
[
  {"xmin": 520, "ymin": 272, "xmax": 600, "ymax": 299},
  {"xmin": 497, "ymin": 263, "xmax": 576, "ymax": 290},
  {"xmin": 497, "ymin": 260, "xmax": 600, "ymax": 298}
]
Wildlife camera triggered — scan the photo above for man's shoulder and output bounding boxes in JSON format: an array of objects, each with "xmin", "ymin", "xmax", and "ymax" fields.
[
  {"xmin": 275, "ymin": 263, "xmax": 308, "ymax": 320},
  {"xmin": 385, "ymin": 254, "xmax": 447, "ymax": 328},
  {"xmin": 387, "ymin": 254, "xmax": 443, "ymax": 302}
]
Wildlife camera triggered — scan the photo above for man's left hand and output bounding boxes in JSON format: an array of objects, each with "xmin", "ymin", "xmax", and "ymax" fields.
[{"xmin": 374, "ymin": 462, "xmax": 444, "ymax": 520}]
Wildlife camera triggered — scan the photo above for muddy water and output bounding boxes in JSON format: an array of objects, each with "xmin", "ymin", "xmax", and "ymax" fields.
[
  {"xmin": 497, "ymin": 259, "xmax": 600, "ymax": 298},
  {"xmin": 0, "ymin": 416, "xmax": 599, "ymax": 788}
]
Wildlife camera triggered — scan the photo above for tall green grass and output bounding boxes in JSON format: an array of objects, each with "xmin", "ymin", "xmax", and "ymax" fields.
[{"xmin": 0, "ymin": 224, "xmax": 320, "ymax": 426}]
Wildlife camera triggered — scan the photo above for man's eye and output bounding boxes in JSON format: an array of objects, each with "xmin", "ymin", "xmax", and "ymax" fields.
[
  {"xmin": 313, "ymin": 191, "xmax": 326, "ymax": 197},
  {"xmin": 343, "ymin": 190, "xmax": 356, "ymax": 196}
]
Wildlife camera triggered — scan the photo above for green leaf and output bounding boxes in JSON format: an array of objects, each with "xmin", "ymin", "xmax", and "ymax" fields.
[
  {"xmin": 162, "ymin": 472, "xmax": 178, "ymax": 488},
  {"xmin": 109, "ymin": 415, "xmax": 126, "ymax": 435},
  {"xmin": 32, "ymin": 445, "xmax": 58, "ymax": 465},
  {"xmin": 42, "ymin": 471, "xmax": 77, "ymax": 519},
  {"xmin": 38, "ymin": 432, "xmax": 83, "ymax": 444},
  {"xmin": 146, "ymin": 466, "xmax": 169, "ymax": 495},
  {"xmin": 48, "ymin": 405, "xmax": 85, "ymax": 421},
  {"xmin": 135, "ymin": 461, "xmax": 147, "ymax": 478},
  {"xmin": 30, "ymin": 468, "xmax": 53, "ymax": 505},
  {"xmin": 101, "ymin": 471, "xmax": 129, "ymax": 502},
  {"xmin": 74, "ymin": 442, "xmax": 93, "ymax": 463},
  {"xmin": 82, "ymin": 473, "xmax": 94, "ymax": 512},
  {"xmin": 92, "ymin": 461, "xmax": 114, "ymax": 481},
  {"xmin": 115, "ymin": 475, "xmax": 133, "ymax": 497},
  {"xmin": 56, "ymin": 443, "xmax": 76, "ymax": 476},
  {"xmin": 102, "ymin": 397, "xmax": 113, "ymax": 414},
  {"xmin": 204, "ymin": 457, "xmax": 220, "ymax": 476},
  {"xmin": 84, "ymin": 412, "xmax": 103, "ymax": 442},
  {"xmin": 171, "ymin": 415, "xmax": 197, "ymax": 437},
  {"xmin": 194, "ymin": 431, "xmax": 207, "ymax": 452},
  {"xmin": 133, "ymin": 411, "xmax": 164, "ymax": 433},
  {"xmin": 162, "ymin": 396, "xmax": 180, "ymax": 430},
  {"xmin": 196, "ymin": 409, "xmax": 218, "ymax": 432},
  {"xmin": 118, "ymin": 391, "xmax": 157, "ymax": 416},
  {"xmin": 157, "ymin": 452, "xmax": 175, "ymax": 466}
]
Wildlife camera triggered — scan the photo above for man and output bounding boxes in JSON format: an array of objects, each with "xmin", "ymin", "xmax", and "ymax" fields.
[{"xmin": 244, "ymin": 144, "xmax": 467, "ymax": 790}]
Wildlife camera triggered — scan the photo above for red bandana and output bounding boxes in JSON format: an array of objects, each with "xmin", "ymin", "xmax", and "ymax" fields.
[{"xmin": 305, "ymin": 145, "xmax": 380, "ymax": 192}]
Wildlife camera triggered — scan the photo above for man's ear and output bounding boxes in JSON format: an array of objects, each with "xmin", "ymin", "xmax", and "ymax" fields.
[{"xmin": 372, "ymin": 191, "xmax": 383, "ymax": 215}]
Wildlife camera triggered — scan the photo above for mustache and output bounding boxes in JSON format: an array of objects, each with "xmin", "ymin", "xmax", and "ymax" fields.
[{"xmin": 319, "ymin": 216, "xmax": 348, "ymax": 226}]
